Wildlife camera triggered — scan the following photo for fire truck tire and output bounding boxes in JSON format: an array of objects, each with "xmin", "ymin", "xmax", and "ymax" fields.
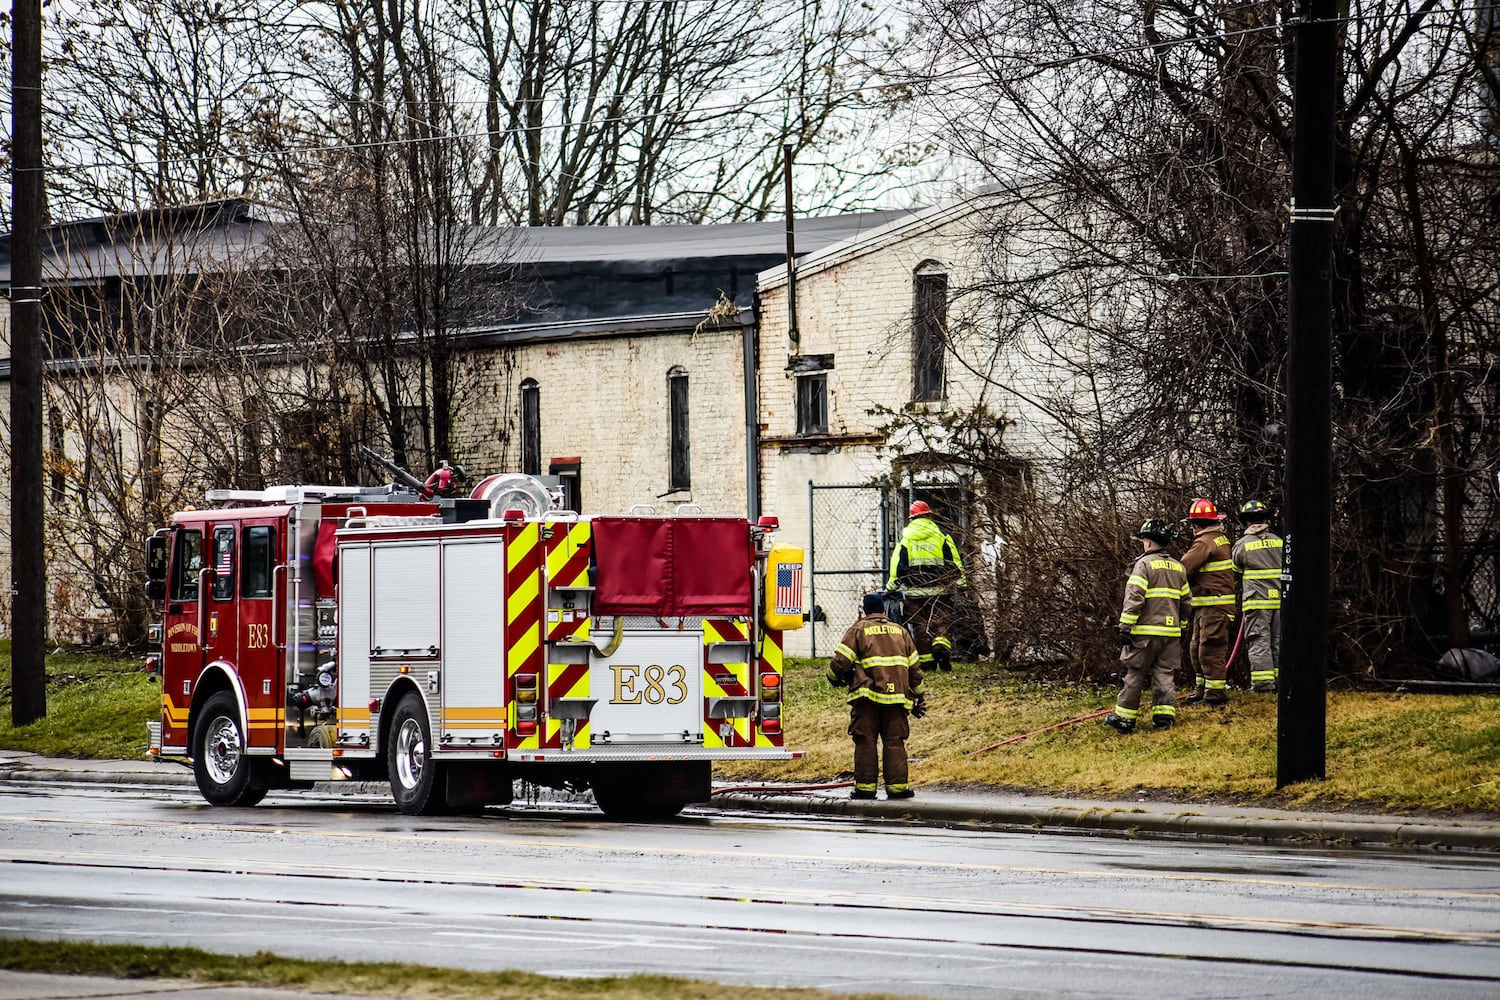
[
  {"xmin": 388, "ymin": 692, "xmax": 446, "ymax": 815},
  {"xmin": 192, "ymin": 692, "xmax": 266, "ymax": 807}
]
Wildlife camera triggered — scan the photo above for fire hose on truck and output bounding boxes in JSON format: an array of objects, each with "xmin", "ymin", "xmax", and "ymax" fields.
[{"xmin": 142, "ymin": 465, "xmax": 806, "ymax": 819}]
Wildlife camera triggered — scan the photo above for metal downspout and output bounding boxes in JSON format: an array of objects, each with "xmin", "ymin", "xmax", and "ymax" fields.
[{"xmin": 743, "ymin": 308, "xmax": 761, "ymax": 523}]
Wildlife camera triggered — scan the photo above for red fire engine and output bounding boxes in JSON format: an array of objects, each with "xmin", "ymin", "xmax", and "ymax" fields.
[{"xmin": 143, "ymin": 474, "xmax": 804, "ymax": 818}]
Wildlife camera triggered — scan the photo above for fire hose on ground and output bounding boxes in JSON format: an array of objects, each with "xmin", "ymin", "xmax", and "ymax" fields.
[{"xmin": 719, "ymin": 615, "xmax": 1256, "ymax": 787}]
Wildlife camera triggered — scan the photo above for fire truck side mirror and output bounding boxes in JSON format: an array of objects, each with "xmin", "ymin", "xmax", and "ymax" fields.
[
  {"xmin": 145, "ymin": 535, "xmax": 168, "ymax": 583},
  {"xmin": 145, "ymin": 579, "xmax": 167, "ymax": 602}
]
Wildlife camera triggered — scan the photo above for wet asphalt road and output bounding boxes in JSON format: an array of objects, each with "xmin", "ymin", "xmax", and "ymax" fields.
[{"xmin": 2, "ymin": 780, "xmax": 1499, "ymax": 999}]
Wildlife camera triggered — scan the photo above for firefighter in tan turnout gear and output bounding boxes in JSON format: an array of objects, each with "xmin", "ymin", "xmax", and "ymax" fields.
[
  {"xmin": 1231, "ymin": 499, "xmax": 1283, "ymax": 692},
  {"xmin": 1105, "ymin": 518, "xmax": 1192, "ymax": 733},
  {"xmin": 828, "ymin": 593, "xmax": 924, "ymax": 799},
  {"xmin": 1180, "ymin": 498, "xmax": 1237, "ymax": 704}
]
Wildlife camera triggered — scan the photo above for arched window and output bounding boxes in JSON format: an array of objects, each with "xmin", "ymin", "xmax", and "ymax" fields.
[
  {"xmin": 520, "ymin": 378, "xmax": 540, "ymax": 476},
  {"xmin": 668, "ymin": 367, "xmax": 690, "ymax": 490},
  {"xmin": 913, "ymin": 263, "xmax": 948, "ymax": 402}
]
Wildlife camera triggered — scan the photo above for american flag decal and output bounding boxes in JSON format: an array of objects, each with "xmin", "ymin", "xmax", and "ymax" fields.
[
  {"xmin": 775, "ymin": 562, "xmax": 802, "ymax": 616},
  {"xmin": 215, "ymin": 548, "xmax": 233, "ymax": 577}
]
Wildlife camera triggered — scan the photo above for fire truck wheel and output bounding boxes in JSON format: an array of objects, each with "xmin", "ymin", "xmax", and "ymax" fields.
[
  {"xmin": 193, "ymin": 692, "xmax": 267, "ymax": 807},
  {"xmin": 388, "ymin": 692, "xmax": 446, "ymax": 815}
]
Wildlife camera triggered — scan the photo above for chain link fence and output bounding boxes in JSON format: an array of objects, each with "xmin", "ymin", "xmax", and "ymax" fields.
[{"xmin": 807, "ymin": 482, "xmax": 889, "ymax": 657}]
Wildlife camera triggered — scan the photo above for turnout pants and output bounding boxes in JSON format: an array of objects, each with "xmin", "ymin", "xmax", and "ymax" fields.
[
  {"xmin": 1243, "ymin": 608, "xmax": 1280, "ymax": 691},
  {"xmin": 849, "ymin": 699, "xmax": 911, "ymax": 795},
  {"xmin": 1115, "ymin": 635, "xmax": 1180, "ymax": 723},
  {"xmin": 1189, "ymin": 606, "xmax": 1235, "ymax": 703},
  {"xmin": 903, "ymin": 595, "xmax": 954, "ymax": 671}
]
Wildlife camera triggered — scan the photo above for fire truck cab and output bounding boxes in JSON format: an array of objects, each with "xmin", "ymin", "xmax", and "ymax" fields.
[{"xmin": 144, "ymin": 476, "xmax": 804, "ymax": 818}]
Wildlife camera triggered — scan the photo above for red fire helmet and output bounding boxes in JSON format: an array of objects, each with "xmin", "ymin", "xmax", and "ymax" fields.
[
  {"xmin": 1187, "ymin": 497, "xmax": 1219, "ymax": 520},
  {"xmin": 909, "ymin": 500, "xmax": 933, "ymax": 517}
]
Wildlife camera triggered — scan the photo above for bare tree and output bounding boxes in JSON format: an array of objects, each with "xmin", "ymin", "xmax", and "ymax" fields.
[{"xmin": 893, "ymin": 0, "xmax": 1500, "ymax": 677}]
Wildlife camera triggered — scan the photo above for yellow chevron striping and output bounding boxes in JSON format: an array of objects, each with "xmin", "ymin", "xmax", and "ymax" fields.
[
  {"xmin": 507, "ymin": 571, "xmax": 540, "ymax": 624},
  {"xmin": 507, "ymin": 627, "xmax": 539, "ymax": 675},
  {"xmin": 506, "ymin": 522, "xmax": 538, "ymax": 570}
]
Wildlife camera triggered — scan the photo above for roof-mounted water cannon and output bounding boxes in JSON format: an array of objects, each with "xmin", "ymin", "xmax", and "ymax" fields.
[
  {"xmin": 471, "ymin": 473, "xmax": 556, "ymax": 519},
  {"xmin": 360, "ymin": 446, "xmax": 428, "ymax": 495}
]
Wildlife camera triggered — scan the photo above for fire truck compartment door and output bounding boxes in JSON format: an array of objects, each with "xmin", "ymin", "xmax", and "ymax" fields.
[
  {"xmin": 439, "ymin": 538, "xmax": 507, "ymax": 741},
  {"xmin": 588, "ymin": 630, "xmax": 704, "ymax": 743},
  {"xmin": 370, "ymin": 543, "xmax": 441, "ymax": 657}
]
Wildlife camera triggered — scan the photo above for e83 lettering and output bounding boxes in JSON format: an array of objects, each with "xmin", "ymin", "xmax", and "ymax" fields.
[{"xmin": 610, "ymin": 663, "xmax": 688, "ymax": 705}]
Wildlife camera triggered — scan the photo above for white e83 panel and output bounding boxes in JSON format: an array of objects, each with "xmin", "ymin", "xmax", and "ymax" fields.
[{"xmin": 588, "ymin": 630, "xmax": 703, "ymax": 743}]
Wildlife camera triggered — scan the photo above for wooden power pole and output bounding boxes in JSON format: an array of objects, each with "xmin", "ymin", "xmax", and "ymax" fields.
[
  {"xmin": 10, "ymin": 0, "xmax": 47, "ymax": 725},
  {"xmin": 1278, "ymin": 0, "xmax": 1339, "ymax": 786}
]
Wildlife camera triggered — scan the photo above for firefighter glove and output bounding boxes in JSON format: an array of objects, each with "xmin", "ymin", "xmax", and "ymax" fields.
[
  {"xmin": 911, "ymin": 695, "xmax": 927, "ymax": 719},
  {"xmin": 1118, "ymin": 628, "xmax": 1134, "ymax": 646}
]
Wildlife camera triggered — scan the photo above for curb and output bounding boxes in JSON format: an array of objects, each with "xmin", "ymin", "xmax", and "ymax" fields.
[
  {"xmin": 706, "ymin": 793, "xmax": 1500, "ymax": 853},
  {"xmin": 5, "ymin": 762, "xmax": 1498, "ymax": 853}
]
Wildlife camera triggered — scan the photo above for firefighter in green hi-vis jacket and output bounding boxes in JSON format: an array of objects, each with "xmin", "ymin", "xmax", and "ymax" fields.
[{"xmin": 887, "ymin": 500, "xmax": 966, "ymax": 672}]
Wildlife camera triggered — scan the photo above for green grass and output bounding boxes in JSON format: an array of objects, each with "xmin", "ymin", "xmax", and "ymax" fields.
[
  {"xmin": 4, "ymin": 642, "xmax": 1499, "ymax": 814},
  {"xmin": 0, "ymin": 640, "xmax": 159, "ymax": 757},
  {"xmin": 716, "ymin": 658, "xmax": 1500, "ymax": 815},
  {"xmin": 0, "ymin": 939, "xmax": 915, "ymax": 1000}
]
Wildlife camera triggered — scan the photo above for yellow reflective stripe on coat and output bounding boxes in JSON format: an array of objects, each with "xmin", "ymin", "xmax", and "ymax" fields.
[
  {"xmin": 861, "ymin": 654, "xmax": 915, "ymax": 670},
  {"xmin": 1131, "ymin": 624, "xmax": 1183, "ymax": 636},
  {"xmin": 835, "ymin": 642, "xmax": 856, "ymax": 661},
  {"xmin": 1127, "ymin": 574, "xmax": 1148, "ymax": 589},
  {"xmin": 1204, "ymin": 559, "xmax": 1235, "ymax": 572},
  {"xmin": 1244, "ymin": 598, "xmax": 1280, "ymax": 609},
  {"xmin": 1191, "ymin": 594, "xmax": 1236, "ymax": 606},
  {"xmin": 1244, "ymin": 568, "xmax": 1281, "ymax": 580},
  {"xmin": 1120, "ymin": 612, "xmax": 1140, "ymax": 624},
  {"xmin": 848, "ymin": 687, "xmax": 915, "ymax": 707},
  {"xmin": 1142, "ymin": 587, "xmax": 1181, "ymax": 599}
]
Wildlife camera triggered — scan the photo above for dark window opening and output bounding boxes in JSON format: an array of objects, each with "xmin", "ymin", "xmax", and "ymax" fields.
[
  {"xmin": 47, "ymin": 406, "xmax": 66, "ymax": 503},
  {"xmin": 549, "ymin": 457, "xmax": 583, "ymax": 512},
  {"xmin": 913, "ymin": 270, "xmax": 948, "ymax": 401},
  {"xmin": 669, "ymin": 367, "xmax": 691, "ymax": 490},
  {"xmin": 171, "ymin": 529, "xmax": 204, "ymax": 602},
  {"xmin": 241, "ymin": 525, "xmax": 274, "ymax": 599},
  {"xmin": 211, "ymin": 526, "xmax": 235, "ymax": 602},
  {"xmin": 520, "ymin": 379, "xmax": 541, "ymax": 476},
  {"xmin": 796, "ymin": 373, "xmax": 829, "ymax": 435}
]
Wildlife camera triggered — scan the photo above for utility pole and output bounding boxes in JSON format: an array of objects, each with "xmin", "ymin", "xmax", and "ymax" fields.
[
  {"xmin": 1278, "ymin": 0, "xmax": 1338, "ymax": 785},
  {"xmin": 783, "ymin": 142, "xmax": 798, "ymax": 349},
  {"xmin": 10, "ymin": 0, "xmax": 47, "ymax": 725}
]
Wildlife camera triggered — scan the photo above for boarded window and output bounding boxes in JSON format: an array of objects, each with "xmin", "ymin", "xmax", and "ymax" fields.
[
  {"xmin": 669, "ymin": 367, "xmax": 690, "ymax": 490},
  {"xmin": 796, "ymin": 373, "xmax": 828, "ymax": 435},
  {"xmin": 47, "ymin": 406, "xmax": 65, "ymax": 503},
  {"xmin": 913, "ymin": 270, "xmax": 948, "ymax": 401},
  {"xmin": 520, "ymin": 379, "xmax": 541, "ymax": 476}
]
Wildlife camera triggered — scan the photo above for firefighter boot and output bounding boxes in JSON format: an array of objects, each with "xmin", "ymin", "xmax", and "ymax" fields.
[
  {"xmin": 1183, "ymin": 687, "xmax": 1206, "ymax": 705},
  {"xmin": 887, "ymin": 788, "xmax": 915, "ymax": 800},
  {"xmin": 850, "ymin": 789, "xmax": 877, "ymax": 800},
  {"xmin": 1103, "ymin": 713, "xmax": 1135, "ymax": 733}
]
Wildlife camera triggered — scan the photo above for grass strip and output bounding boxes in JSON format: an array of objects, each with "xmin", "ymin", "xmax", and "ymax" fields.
[{"xmin": 0, "ymin": 938, "xmax": 916, "ymax": 1000}]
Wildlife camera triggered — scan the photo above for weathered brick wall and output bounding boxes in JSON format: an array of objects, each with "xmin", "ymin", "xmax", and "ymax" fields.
[
  {"xmin": 456, "ymin": 327, "xmax": 750, "ymax": 516},
  {"xmin": 756, "ymin": 202, "xmax": 1062, "ymax": 656}
]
